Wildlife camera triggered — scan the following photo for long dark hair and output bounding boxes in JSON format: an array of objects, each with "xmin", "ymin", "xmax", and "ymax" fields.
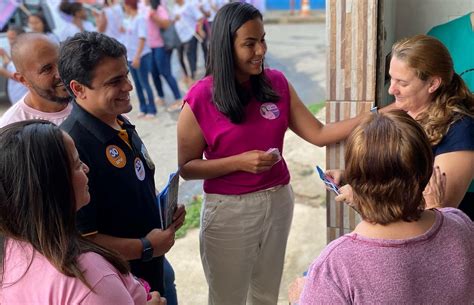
[
  {"xmin": 0, "ymin": 120, "xmax": 129, "ymax": 289},
  {"xmin": 150, "ymin": 0, "xmax": 161, "ymax": 10},
  {"xmin": 206, "ymin": 2, "xmax": 280, "ymax": 124},
  {"xmin": 29, "ymin": 13, "xmax": 53, "ymax": 34}
]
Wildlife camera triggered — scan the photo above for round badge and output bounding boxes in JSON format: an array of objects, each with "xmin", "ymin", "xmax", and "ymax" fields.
[
  {"xmin": 141, "ymin": 144, "xmax": 155, "ymax": 170},
  {"xmin": 134, "ymin": 157, "xmax": 146, "ymax": 181},
  {"xmin": 260, "ymin": 103, "xmax": 280, "ymax": 120},
  {"xmin": 105, "ymin": 145, "xmax": 126, "ymax": 168}
]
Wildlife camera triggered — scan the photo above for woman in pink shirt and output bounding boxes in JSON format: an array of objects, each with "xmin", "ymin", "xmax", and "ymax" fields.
[
  {"xmin": 300, "ymin": 111, "xmax": 474, "ymax": 304},
  {"xmin": 177, "ymin": 3, "xmax": 368, "ymax": 304},
  {"xmin": 0, "ymin": 120, "xmax": 165, "ymax": 305}
]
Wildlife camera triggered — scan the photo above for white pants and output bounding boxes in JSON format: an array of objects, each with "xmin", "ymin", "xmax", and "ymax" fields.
[{"xmin": 200, "ymin": 184, "xmax": 295, "ymax": 305}]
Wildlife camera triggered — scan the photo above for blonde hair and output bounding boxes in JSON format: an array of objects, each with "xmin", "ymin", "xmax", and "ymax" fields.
[
  {"xmin": 345, "ymin": 110, "xmax": 433, "ymax": 224},
  {"xmin": 392, "ymin": 35, "xmax": 474, "ymax": 145}
]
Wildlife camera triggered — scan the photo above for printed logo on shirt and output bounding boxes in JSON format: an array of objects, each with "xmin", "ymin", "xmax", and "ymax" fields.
[
  {"xmin": 260, "ymin": 103, "xmax": 280, "ymax": 120},
  {"xmin": 134, "ymin": 157, "xmax": 146, "ymax": 181},
  {"xmin": 141, "ymin": 144, "xmax": 155, "ymax": 170},
  {"xmin": 105, "ymin": 145, "xmax": 126, "ymax": 168}
]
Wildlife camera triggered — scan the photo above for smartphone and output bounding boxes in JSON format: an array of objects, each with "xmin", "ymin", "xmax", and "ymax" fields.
[{"xmin": 315, "ymin": 166, "xmax": 340, "ymax": 195}]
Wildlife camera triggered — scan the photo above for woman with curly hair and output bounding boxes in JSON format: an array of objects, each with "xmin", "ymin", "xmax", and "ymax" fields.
[{"xmin": 388, "ymin": 35, "xmax": 473, "ymax": 217}]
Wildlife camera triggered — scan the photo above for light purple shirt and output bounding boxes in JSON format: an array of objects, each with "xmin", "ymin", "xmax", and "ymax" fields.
[{"xmin": 300, "ymin": 208, "xmax": 474, "ymax": 304}]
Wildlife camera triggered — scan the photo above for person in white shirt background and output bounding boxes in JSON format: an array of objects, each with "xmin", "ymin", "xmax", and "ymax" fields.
[
  {"xmin": 172, "ymin": 0, "xmax": 205, "ymax": 86},
  {"xmin": 124, "ymin": 0, "xmax": 157, "ymax": 118},
  {"xmin": 57, "ymin": 1, "xmax": 104, "ymax": 42},
  {"xmin": 102, "ymin": 0, "xmax": 125, "ymax": 44},
  {"xmin": 207, "ymin": 0, "xmax": 229, "ymax": 30},
  {"xmin": 27, "ymin": 12, "xmax": 60, "ymax": 44},
  {"xmin": 0, "ymin": 26, "xmax": 28, "ymax": 105}
]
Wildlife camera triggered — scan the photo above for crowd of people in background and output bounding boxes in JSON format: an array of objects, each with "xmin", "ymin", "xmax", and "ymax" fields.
[
  {"xmin": 0, "ymin": 1, "xmax": 472, "ymax": 305},
  {"xmin": 1, "ymin": 0, "xmax": 233, "ymax": 113}
]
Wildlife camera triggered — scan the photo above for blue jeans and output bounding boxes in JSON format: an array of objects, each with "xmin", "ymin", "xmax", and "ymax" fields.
[
  {"xmin": 152, "ymin": 47, "xmax": 182, "ymax": 100},
  {"xmin": 129, "ymin": 53, "xmax": 156, "ymax": 114},
  {"xmin": 164, "ymin": 257, "xmax": 178, "ymax": 305},
  {"xmin": 150, "ymin": 58, "xmax": 164, "ymax": 99}
]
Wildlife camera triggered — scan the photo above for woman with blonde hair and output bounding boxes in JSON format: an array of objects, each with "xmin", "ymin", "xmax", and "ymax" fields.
[
  {"xmin": 300, "ymin": 111, "xmax": 474, "ymax": 304},
  {"xmin": 389, "ymin": 35, "xmax": 474, "ymax": 218}
]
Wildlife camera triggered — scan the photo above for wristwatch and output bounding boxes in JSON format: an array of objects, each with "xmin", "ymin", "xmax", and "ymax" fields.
[{"xmin": 140, "ymin": 237, "xmax": 154, "ymax": 262}]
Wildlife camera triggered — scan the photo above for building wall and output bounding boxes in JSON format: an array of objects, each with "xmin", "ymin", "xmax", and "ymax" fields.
[
  {"xmin": 394, "ymin": 0, "xmax": 474, "ymax": 38},
  {"xmin": 325, "ymin": 0, "xmax": 377, "ymax": 241}
]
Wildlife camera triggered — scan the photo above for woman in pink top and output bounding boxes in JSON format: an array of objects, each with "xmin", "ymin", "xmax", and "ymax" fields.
[
  {"xmin": 0, "ymin": 120, "xmax": 166, "ymax": 305},
  {"xmin": 177, "ymin": 3, "xmax": 368, "ymax": 304},
  {"xmin": 300, "ymin": 111, "xmax": 474, "ymax": 304},
  {"xmin": 146, "ymin": 0, "xmax": 183, "ymax": 111}
]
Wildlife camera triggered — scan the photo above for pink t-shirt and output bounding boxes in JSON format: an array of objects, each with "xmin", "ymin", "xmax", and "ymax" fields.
[
  {"xmin": 1, "ymin": 240, "xmax": 147, "ymax": 305},
  {"xmin": 0, "ymin": 95, "xmax": 72, "ymax": 128},
  {"xmin": 185, "ymin": 68, "xmax": 291, "ymax": 195},
  {"xmin": 146, "ymin": 6, "xmax": 169, "ymax": 49},
  {"xmin": 299, "ymin": 208, "xmax": 474, "ymax": 304}
]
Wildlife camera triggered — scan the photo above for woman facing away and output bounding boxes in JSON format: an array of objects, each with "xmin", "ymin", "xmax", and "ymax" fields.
[
  {"xmin": 146, "ymin": 0, "xmax": 183, "ymax": 112},
  {"xmin": 177, "ymin": 2, "xmax": 371, "ymax": 305},
  {"xmin": 0, "ymin": 120, "xmax": 165, "ymax": 305},
  {"xmin": 388, "ymin": 35, "xmax": 474, "ymax": 217},
  {"xmin": 299, "ymin": 110, "xmax": 474, "ymax": 304}
]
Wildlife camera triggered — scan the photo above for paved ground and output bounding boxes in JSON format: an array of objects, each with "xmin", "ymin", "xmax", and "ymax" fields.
[{"xmin": 0, "ymin": 18, "xmax": 329, "ymax": 305}]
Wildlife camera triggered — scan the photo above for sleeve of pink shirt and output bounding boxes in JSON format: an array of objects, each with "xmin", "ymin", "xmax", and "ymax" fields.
[
  {"xmin": 299, "ymin": 261, "xmax": 347, "ymax": 304},
  {"xmin": 157, "ymin": 5, "xmax": 169, "ymax": 20},
  {"xmin": 80, "ymin": 274, "xmax": 147, "ymax": 305}
]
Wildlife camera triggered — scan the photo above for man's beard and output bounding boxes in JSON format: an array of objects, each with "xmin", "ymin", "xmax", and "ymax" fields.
[{"xmin": 31, "ymin": 83, "xmax": 71, "ymax": 104}]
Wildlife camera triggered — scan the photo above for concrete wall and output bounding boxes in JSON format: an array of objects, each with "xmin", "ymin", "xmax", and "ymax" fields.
[{"xmin": 394, "ymin": 0, "xmax": 474, "ymax": 38}]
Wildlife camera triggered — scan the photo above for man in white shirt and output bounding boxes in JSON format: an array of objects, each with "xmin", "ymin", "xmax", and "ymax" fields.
[
  {"xmin": 0, "ymin": 33, "xmax": 72, "ymax": 127},
  {"xmin": 0, "ymin": 25, "xmax": 28, "ymax": 105}
]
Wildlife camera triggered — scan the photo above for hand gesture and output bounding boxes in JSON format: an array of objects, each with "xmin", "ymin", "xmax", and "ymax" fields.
[
  {"xmin": 335, "ymin": 184, "xmax": 357, "ymax": 211},
  {"xmin": 147, "ymin": 291, "xmax": 167, "ymax": 305},
  {"xmin": 325, "ymin": 169, "xmax": 344, "ymax": 185},
  {"xmin": 146, "ymin": 227, "xmax": 175, "ymax": 257},
  {"xmin": 131, "ymin": 57, "xmax": 140, "ymax": 69},
  {"xmin": 423, "ymin": 166, "xmax": 446, "ymax": 209},
  {"xmin": 237, "ymin": 150, "xmax": 280, "ymax": 174},
  {"xmin": 171, "ymin": 204, "xmax": 186, "ymax": 231}
]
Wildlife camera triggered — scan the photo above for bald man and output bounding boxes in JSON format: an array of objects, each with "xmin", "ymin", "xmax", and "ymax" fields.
[{"xmin": 0, "ymin": 33, "xmax": 72, "ymax": 127}]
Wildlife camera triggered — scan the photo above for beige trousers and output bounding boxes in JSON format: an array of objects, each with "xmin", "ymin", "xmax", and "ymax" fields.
[{"xmin": 200, "ymin": 184, "xmax": 295, "ymax": 305}]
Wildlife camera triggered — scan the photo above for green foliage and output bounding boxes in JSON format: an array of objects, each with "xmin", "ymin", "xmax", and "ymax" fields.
[
  {"xmin": 307, "ymin": 101, "xmax": 326, "ymax": 115},
  {"xmin": 175, "ymin": 195, "xmax": 202, "ymax": 239}
]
